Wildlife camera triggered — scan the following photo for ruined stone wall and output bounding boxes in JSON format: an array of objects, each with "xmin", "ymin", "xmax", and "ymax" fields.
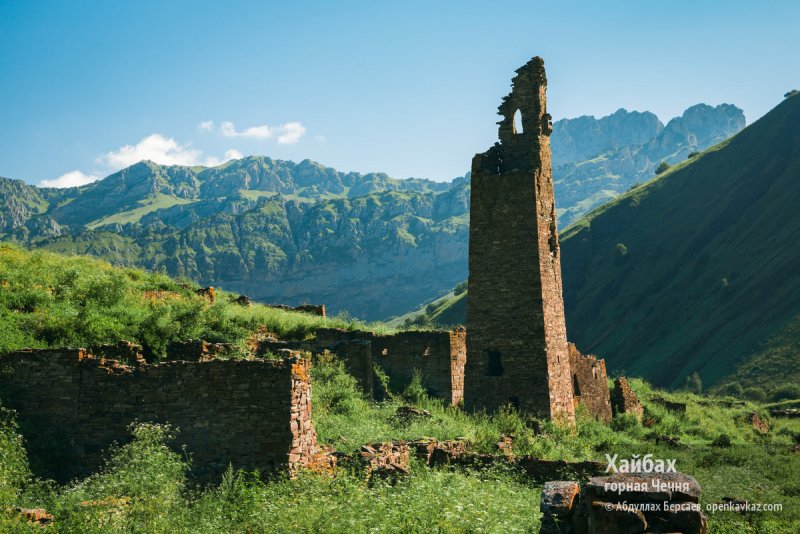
[
  {"xmin": 0, "ymin": 349, "xmax": 318, "ymax": 482},
  {"xmin": 465, "ymin": 57, "xmax": 575, "ymax": 421},
  {"xmin": 315, "ymin": 328, "xmax": 466, "ymax": 405},
  {"xmin": 165, "ymin": 339, "xmax": 239, "ymax": 362},
  {"xmin": 568, "ymin": 343, "xmax": 612, "ymax": 422},
  {"xmin": 269, "ymin": 304, "xmax": 326, "ymax": 317}
]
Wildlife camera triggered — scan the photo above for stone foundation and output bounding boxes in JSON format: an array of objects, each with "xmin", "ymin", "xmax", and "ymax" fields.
[{"xmin": 0, "ymin": 348, "xmax": 319, "ymax": 482}]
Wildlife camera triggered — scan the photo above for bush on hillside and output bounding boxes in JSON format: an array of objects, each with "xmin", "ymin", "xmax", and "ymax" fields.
[
  {"xmin": 655, "ymin": 161, "xmax": 671, "ymax": 174},
  {"xmin": 770, "ymin": 383, "xmax": 800, "ymax": 401},
  {"xmin": 683, "ymin": 372, "xmax": 703, "ymax": 394},
  {"xmin": 742, "ymin": 387, "xmax": 767, "ymax": 402}
]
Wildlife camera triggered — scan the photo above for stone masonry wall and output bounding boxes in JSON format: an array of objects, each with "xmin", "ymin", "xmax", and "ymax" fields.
[
  {"xmin": 0, "ymin": 349, "xmax": 318, "ymax": 482},
  {"xmin": 568, "ymin": 343, "xmax": 612, "ymax": 422},
  {"xmin": 315, "ymin": 328, "xmax": 466, "ymax": 405},
  {"xmin": 465, "ymin": 56, "xmax": 575, "ymax": 421}
]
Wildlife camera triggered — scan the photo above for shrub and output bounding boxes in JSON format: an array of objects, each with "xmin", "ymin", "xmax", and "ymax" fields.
[
  {"xmin": 742, "ymin": 387, "xmax": 767, "ymax": 402},
  {"xmin": 722, "ymin": 382, "xmax": 743, "ymax": 397},
  {"xmin": 770, "ymin": 383, "xmax": 800, "ymax": 401},
  {"xmin": 683, "ymin": 372, "xmax": 702, "ymax": 394},
  {"xmin": 453, "ymin": 281, "xmax": 468, "ymax": 295},
  {"xmin": 610, "ymin": 413, "xmax": 639, "ymax": 432},
  {"xmin": 711, "ymin": 433, "xmax": 732, "ymax": 447},
  {"xmin": 402, "ymin": 370, "xmax": 429, "ymax": 405},
  {"xmin": 655, "ymin": 161, "xmax": 671, "ymax": 174},
  {"xmin": 0, "ymin": 405, "xmax": 31, "ymax": 510},
  {"xmin": 687, "ymin": 151, "xmax": 699, "ymax": 159}
]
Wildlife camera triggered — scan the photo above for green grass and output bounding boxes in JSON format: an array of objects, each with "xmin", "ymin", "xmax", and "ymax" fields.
[
  {"xmin": 1, "ymin": 361, "xmax": 799, "ymax": 532},
  {"xmin": 0, "ymin": 242, "xmax": 362, "ymax": 358},
  {"xmin": 86, "ymin": 194, "xmax": 198, "ymax": 230}
]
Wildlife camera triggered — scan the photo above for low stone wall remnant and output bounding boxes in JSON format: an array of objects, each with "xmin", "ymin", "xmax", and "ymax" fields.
[
  {"xmin": 0, "ymin": 348, "xmax": 320, "ymax": 482},
  {"xmin": 315, "ymin": 327, "xmax": 466, "ymax": 405}
]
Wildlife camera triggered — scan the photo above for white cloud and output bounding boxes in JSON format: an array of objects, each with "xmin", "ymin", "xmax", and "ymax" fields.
[
  {"xmin": 276, "ymin": 122, "xmax": 306, "ymax": 144},
  {"xmin": 52, "ymin": 131, "xmax": 251, "ymax": 187},
  {"xmin": 219, "ymin": 120, "xmax": 306, "ymax": 144},
  {"xmin": 40, "ymin": 170, "xmax": 99, "ymax": 188},
  {"xmin": 99, "ymin": 134, "xmax": 203, "ymax": 169},
  {"xmin": 220, "ymin": 121, "xmax": 271, "ymax": 139},
  {"xmin": 224, "ymin": 148, "xmax": 243, "ymax": 160},
  {"xmin": 313, "ymin": 134, "xmax": 327, "ymax": 143},
  {"xmin": 202, "ymin": 148, "xmax": 244, "ymax": 167},
  {"xmin": 198, "ymin": 120, "xmax": 214, "ymax": 131}
]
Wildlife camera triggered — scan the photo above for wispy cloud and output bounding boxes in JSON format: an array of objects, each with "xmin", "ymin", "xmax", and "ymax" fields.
[
  {"xmin": 219, "ymin": 120, "xmax": 306, "ymax": 144},
  {"xmin": 40, "ymin": 170, "xmax": 99, "ymax": 188},
  {"xmin": 198, "ymin": 120, "xmax": 214, "ymax": 131}
]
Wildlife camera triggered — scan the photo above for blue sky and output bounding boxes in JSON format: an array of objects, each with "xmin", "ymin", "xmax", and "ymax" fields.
[{"xmin": 1, "ymin": 0, "xmax": 798, "ymax": 186}]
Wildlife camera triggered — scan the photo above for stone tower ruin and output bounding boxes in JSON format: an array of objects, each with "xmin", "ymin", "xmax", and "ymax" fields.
[{"xmin": 464, "ymin": 57, "xmax": 575, "ymax": 422}]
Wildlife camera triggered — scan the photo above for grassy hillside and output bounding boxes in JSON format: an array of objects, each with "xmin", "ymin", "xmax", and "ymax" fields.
[
  {"xmin": 559, "ymin": 93, "xmax": 800, "ymax": 391},
  {"xmin": 408, "ymin": 95, "xmax": 800, "ymax": 395},
  {"xmin": 0, "ymin": 247, "xmax": 798, "ymax": 531},
  {"xmin": 0, "ymin": 243, "xmax": 360, "ymax": 358}
]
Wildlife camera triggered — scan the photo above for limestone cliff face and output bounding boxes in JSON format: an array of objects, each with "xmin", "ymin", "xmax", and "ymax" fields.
[
  {"xmin": 552, "ymin": 104, "xmax": 746, "ymax": 227},
  {"xmin": 551, "ymin": 109, "xmax": 664, "ymax": 167}
]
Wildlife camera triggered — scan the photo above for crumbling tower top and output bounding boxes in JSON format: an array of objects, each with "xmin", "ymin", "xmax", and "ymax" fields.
[{"xmin": 473, "ymin": 56, "xmax": 553, "ymax": 176}]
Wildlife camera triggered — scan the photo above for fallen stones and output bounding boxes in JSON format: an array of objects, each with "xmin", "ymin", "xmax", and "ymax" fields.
[
  {"xmin": 16, "ymin": 508, "xmax": 54, "ymax": 527},
  {"xmin": 394, "ymin": 406, "xmax": 432, "ymax": 421},
  {"xmin": 539, "ymin": 481, "xmax": 581, "ymax": 534},
  {"xmin": 195, "ymin": 286, "xmax": 215, "ymax": 303},
  {"xmin": 232, "ymin": 294, "xmax": 251, "ymax": 306},
  {"xmin": 748, "ymin": 412, "xmax": 769, "ymax": 434},
  {"xmin": 358, "ymin": 441, "xmax": 410, "ymax": 482},
  {"xmin": 541, "ymin": 472, "xmax": 708, "ymax": 533},
  {"xmin": 611, "ymin": 378, "xmax": 644, "ymax": 420}
]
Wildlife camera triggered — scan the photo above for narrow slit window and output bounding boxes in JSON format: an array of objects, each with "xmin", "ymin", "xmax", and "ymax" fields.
[{"xmin": 486, "ymin": 350, "xmax": 504, "ymax": 376}]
